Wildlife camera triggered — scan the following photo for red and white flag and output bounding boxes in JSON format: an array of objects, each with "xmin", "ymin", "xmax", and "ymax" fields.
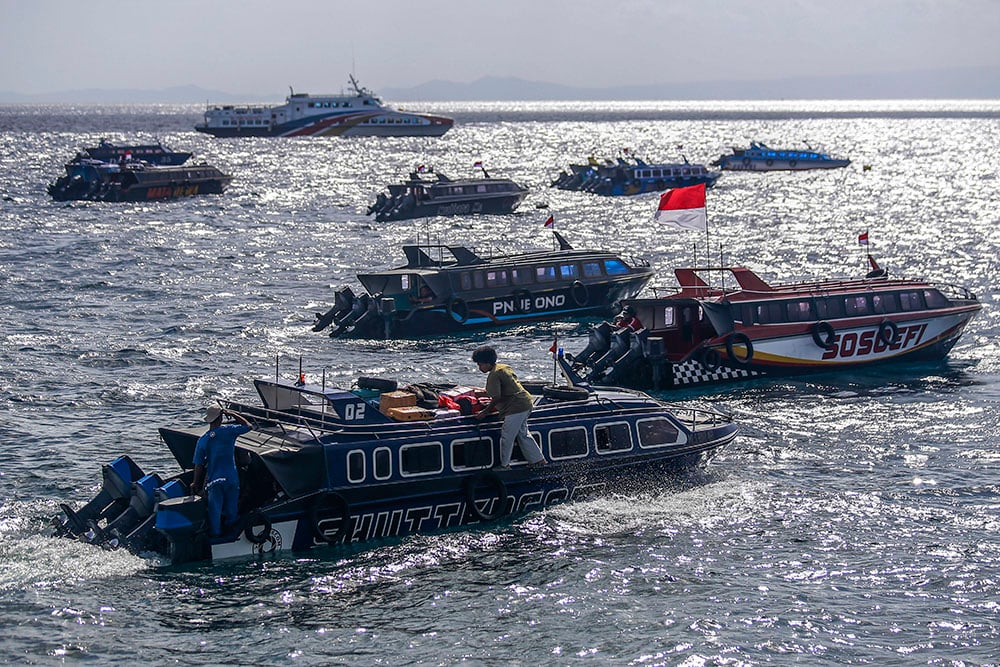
[
  {"xmin": 858, "ymin": 231, "xmax": 869, "ymax": 245},
  {"xmin": 543, "ymin": 215, "xmax": 554, "ymax": 228},
  {"xmin": 473, "ymin": 160, "xmax": 483, "ymax": 168},
  {"xmin": 654, "ymin": 183, "xmax": 707, "ymax": 231}
]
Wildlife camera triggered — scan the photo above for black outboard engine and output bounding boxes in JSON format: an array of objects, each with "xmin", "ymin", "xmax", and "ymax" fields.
[
  {"xmin": 53, "ymin": 456, "xmax": 145, "ymax": 538},
  {"xmin": 601, "ymin": 329, "xmax": 649, "ymax": 385},
  {"xmin": 331, "ymin": 292, "xmax": 370, "ymax": 336},
  {"xmin": 85, "ymin": 473, "xmax": 163, "ymax": 547},
  {"xmin": 118, "ymin": 479, "xmax": 187, "ymax": 553},
  {"xmin": 572, "ymin": 321, "xmax": 613, "ymax": 367},
  {"xmin": 313, "ymin": 286, "xmax": 357, "ymax": 332},
  {"xmin": 587, "ymin": 327, "xmax": 632, "ymax": 379},
  {"xmin": 155, "ymin": 495, "xmax": 211, "ymax": 564}
]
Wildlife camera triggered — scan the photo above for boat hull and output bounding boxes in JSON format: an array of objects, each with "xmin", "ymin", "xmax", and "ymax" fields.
[
  {"xmin": 569, "ymin": 310, "xmax": 979, "ymax": 390},
  {"xmin": 328, "ymin": 277, "xmax": 650, "ymax": 339},
  {"xmin": 718, "ymin": 156, "xmax": 850, "ymax": 171},
  {"xmin": 196, "ymin": 112, "xmax": 453, "ymax": 138},
  {"xmin": 375, "ymin": 193, "xmax": 527, "ymax": 222},
  {"xmin": 48, "ymin": 176, "xmax": 232, "ymax": 202}
]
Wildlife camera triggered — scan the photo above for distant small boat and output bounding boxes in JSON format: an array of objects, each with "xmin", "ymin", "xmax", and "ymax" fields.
[
  {"xmin": 712, "ymin": 142, "xmax": 850, "ymax": 171},
  {"xmin": 48, "ymin": 159, "xmax": 232, "ymax": 202},
  {"xmin": 71, "ymin": 139, "xmax": 192, "ymax": 167},
  {"xmin": 551, "ymin": 156, "xmax": 720, "ymax": 196},
  {"xmin": 195, "ymin": 75, "xmax": 453, "ymax": 138},
  {"xmin": 367, "ymin": 169, "xmax": 528, "ymax": 222}
]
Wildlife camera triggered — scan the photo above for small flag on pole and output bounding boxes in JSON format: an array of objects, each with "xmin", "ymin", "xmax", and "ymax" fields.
[
  {"xmin": 549, "ymin": 336, "xmax": 558, "ymax": 353},
  {"xmin": 858, "ymin": 231, "xmax": 869, "ymax": 245},
  {"xmin": 544, "ymin": 215, "xmax": 554, "ymax": 228},
  {"xmin": 473, "ymin": 160, "xmax": 483, "ymax": 168},
  {"xmin": 654, "ymin": 183, "xmax": 707, "ymax": 231}
]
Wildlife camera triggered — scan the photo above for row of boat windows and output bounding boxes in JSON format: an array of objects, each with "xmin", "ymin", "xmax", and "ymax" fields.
[
  {"xmin": 753, "ymin": 152, "xmax": 826, "ymax": 159},
  {"xmin": 367, "ymin": 117, "xmax": 424, "ymax": 124},
  {"xmin": 432, "ymin": 184, "xmax": 519, "ymax": 195},
  {"xmin": 736, "ymin": 289, "xmax": 949, "ymax": 325},
  {"xmin": 633, "ymin": 167, "xmax": 707, "ymax": 178},
  {"xmin": 219, "ymin": 119, "xmax": 270, "ymax": 126},
  {"xmin": 451, "ymin": 259, "xmax": 631, "ymax": 290},
  {"xmin": 344, "ymin": 418, "xmax": 683, "ymax": 481}
]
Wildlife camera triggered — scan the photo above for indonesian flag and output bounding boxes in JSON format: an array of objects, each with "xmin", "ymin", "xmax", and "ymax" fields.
[
  {"xmin": 655, "ymin": 183, "xmax": 707, "ymax": 231},
  {"xmin": 858, "ymin": 231, "xmax": 869, "ymax": 245},
  {"xmin": 473, "ymin": 160, "xmax": 483, "ymax": 168},
  {"xmin": 544, "ymin": 215, "xmax": 554, "ymax": 228}
]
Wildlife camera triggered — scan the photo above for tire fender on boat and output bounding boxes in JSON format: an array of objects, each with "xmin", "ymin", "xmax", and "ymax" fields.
[
  {"xmin": 725, "ymin": 332, "xmax": 754, "ymax": 366},
  {"xmin": 447, "ymin": 297, "xmax": 469, "ymax": 324},
  {"xmin": 811, "ymin": 321, "xmax": 837, "ymax": 348},
  {"xmin": 541, "ymin": 384, "xmax": 590, "ymax": 401},
  {"xmin": 357, "ymin": 376, "xmax": 398, "ymax": 392},
  {"xmin": 878, "ymin": 319, "xmax": 899, "ymax": 346},
  {"xmin": 308, "ymin": 491, "xmax": 350, "ymax": 544},
  {"xmin": 766, "ymin": 159, "xmax": 774, "ymax": 166},
  {"xmin": 243, "ymin": 511, "xmax": 272, "ymax": 544},
  {"xmin": 699, "ymin": 346, "xmax": 722, "ymax": 371},
  {"xmin": 789, "ymin": 160, "xmax": 797, "ymax": 168},
  {"xmin": 465, "ymin": 471, "xmax": 509, "ymax": 522},
  {"xmin": 570, "ymin": 281, "xmax": 589, "ymax": 307}
]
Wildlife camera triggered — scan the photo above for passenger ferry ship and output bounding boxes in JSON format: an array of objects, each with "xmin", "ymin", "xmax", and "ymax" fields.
[
  {"xmin": 312, "ymin": 231, "xmax": 654, "ymax": 338},
  {"xmin": 51, "ymin": 368, "xmax": 737, "ymax": 564},
  {"xmin": 194, "ymin": 75, "xmax": 453, "ymax": 138},
  {"xmin": 552, "ymin": 156, "xmax": 720, "ymax": 196},
  {"xmin": 563, "ymin": 256, "xmax": 981, "ymax": 390},
  {"xmin": 712, "ymin": 142, "xmax": 850, "ymax": 171}
]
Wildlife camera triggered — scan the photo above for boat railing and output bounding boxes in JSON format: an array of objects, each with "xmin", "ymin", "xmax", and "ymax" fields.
[{"xmin": 931, "ymin": 282, "xmax": 978, "ymax": 302}]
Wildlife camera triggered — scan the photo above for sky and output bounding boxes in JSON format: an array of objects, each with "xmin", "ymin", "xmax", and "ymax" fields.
[{"xmin": 2, "ymin": 0, "xmax": 999, "ymax": 96}]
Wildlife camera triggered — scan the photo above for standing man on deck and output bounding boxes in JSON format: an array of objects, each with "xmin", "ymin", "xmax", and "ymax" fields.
[{"xmin": 193, "ymin": 406, "xmax": 252, "ymax": 535}]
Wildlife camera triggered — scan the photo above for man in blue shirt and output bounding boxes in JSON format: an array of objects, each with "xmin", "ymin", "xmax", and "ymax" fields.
[{"xmin": 192, "ymin": 406, "xmax": 252, "ymax": 536}]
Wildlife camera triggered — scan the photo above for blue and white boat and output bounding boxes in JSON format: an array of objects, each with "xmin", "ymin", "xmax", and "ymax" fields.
[
  {"xmin": 712, "ymin": 142, "xmax": 850, "ymax": 171},
  {"xmin": 195, "ymin": 75, "xmax": 453, "ymax": 138},
  {"xmin": 52, "ymin": 368, "xmax": 738, "ymax": 565}
]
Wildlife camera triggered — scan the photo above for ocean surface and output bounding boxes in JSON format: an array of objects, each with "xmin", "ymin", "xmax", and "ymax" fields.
[{"xmin": 0, "ymin": 100, "xmax": 998, "ymax": 665}]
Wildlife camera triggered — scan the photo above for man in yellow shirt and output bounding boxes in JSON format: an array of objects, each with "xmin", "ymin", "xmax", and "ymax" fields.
[{"xmin": 472, "ymin": 345, "xmax": 548, "ymax": 470}]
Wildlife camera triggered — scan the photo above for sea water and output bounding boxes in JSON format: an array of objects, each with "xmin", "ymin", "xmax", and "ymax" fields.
[{"xmin": 0, "ymin": 100, "xmax": 998, "ymax": 664}]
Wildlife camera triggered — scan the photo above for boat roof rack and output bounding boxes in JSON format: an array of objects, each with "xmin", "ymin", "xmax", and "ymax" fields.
[{"xmin": 402, "ymin": 244, "xmax": 484, "ymax": 268}]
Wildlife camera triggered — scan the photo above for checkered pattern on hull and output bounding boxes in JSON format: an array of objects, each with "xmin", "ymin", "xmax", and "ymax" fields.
[{"xmin": 671, "ymin": 359, "xmax": 763, "ymax": 386}]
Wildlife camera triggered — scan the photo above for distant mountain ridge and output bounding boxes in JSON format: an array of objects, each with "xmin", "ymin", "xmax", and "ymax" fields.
[{"xmin": 2, "ymin": 66, "xmax": 998, "ymax": 103}]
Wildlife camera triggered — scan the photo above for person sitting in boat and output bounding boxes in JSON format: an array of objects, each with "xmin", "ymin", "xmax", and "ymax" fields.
[
  {"xmin": 412, "ymin": 284, "xmax": 435, "ymax": 304},
  {"xmin": 611, "ymin": 305, "xmax": 643, "ymax": 332},
  {"xmin": 472, "ymin": 345, "xmax": 548, "ymax": 470},
  {"xmin": 192, "ymin": 406, "xmax": 252, "ymax": 536}
]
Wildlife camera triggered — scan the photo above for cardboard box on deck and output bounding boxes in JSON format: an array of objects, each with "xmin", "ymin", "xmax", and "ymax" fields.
[
  {"xmin": 379, "ymin": 390, "xmax": 417, "ymax": 414},
  {"xmin": 387, "ymin": 406, "xmax": 436, "ymax": 421}
]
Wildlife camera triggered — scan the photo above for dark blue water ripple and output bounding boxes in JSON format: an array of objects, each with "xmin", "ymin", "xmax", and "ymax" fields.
[{"xmin": 1, "ymin": 101, "xmax": 998, "ymax": 664}]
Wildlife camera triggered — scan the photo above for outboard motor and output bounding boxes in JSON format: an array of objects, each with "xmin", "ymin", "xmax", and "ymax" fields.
[
  {"xmin": 587, "ymin": 327, "xmax": 632, "ymax": 378},
  {"xmin": 86, "ymin": 473, "xmax": 163, "ymax": 547},
  {"xmin": 313, "ymin": 286, "xmax": 357, "ymax": 332},
  {"xmin": 572, "ymin": 321, "xmax": 613, "ymax": 367},
  {"xmin": 601, "ymin": 329, "xmax": 649, "ymax": 385},
  {"xmin": 646, "ymin": 336, "xmax": 671, "ymax": 389},
  {"xmin": 332, "ymin": 292, "xmax": 370, "ymax": 336},
  {"xmin": 119, "ymin": 479, "xmax": 187, "ymax": 553},
  {"xmin": 155, "ymin": 495, "xmax": 211, "ymax": 565},
  {"xmin": 53, "ymin": 456, "xmax": 145, "ymax": 538}
]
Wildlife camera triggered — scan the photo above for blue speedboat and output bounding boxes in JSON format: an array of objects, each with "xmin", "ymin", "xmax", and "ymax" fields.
[
  {"xmin": 52, "ymin": 368, "xmax": 737, "ymax": 565},
  {"xmin": 712, "ymin": 142, "xmax": 850, "ymax": 171}
]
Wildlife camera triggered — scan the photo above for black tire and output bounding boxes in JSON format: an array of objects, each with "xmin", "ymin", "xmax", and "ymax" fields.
[
  {"xmin": 811, "ymin": 321, "xmax": 836, "ymax": 349},
  {"xmin": 725, "ymin": 332, "xmax": 754, "ymax": 367},
  {"xmin": 700, "ymin": 347, "xmax": 721, "ymax": 371},
  {"xmin": 357, "ymin": 376, "xmax": 397, "ymax": 392},
  {"xmin": 308, "ymin": 491, "xmax": 350, "ymax": 544},
  {"xmin": 465, "ymin": 471, "xmax": 509, "ymax": 522},
  {"xmin": 878, "ymin": 319, "xmax": 899, "ymax": 346},
  {"xmin": 542, "ymin": 384, "xmax": 590, "ymax": 401},
  {"xmin": 243, "ymin": 511, "xmax": 272, "ymax": 545},
  {"xmin": 570, "ymin": 281, "xmax": 589, "ymax": 307},
  {"xmin": 447, "ymin": 297, "xmax": 469, "ymax": 324},
  {"xmin": 766, "ymin": 159, "xmax": 774, "ymax": 166},
  {"xmin": 512, "ymin": 289, "xmax": 532, "ymax": 314},
  {"xmin": 742, "ymin": 157, "xmax": 751, "ymax": 165}
]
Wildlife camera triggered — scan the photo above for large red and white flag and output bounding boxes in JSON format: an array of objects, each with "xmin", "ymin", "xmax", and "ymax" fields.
[{"xmin": 654, "ymin": 183, "xmax": 707, "ymax": 231}]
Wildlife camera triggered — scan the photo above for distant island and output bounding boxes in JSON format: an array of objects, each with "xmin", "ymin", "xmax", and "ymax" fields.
[{"xmin": 2, "ymin": 66, "xmax": 998, "ymax": 103}]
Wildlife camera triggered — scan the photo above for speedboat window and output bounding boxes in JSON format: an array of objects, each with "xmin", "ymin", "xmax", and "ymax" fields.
[
  {"xmin": 374, "ymin": 448, "xmax": 392, "ymax": 480},
  {"xmin": 511, "ymin": 268, "xmax": 535, "ymax": 285},
  {"xmin": 899, "ymin": 291, "xmax": 926, "ymax": 311},
  {"xmin": 786, "ymin": 301, "xmax": 814, "ymax": 322},
  {"xmin": 583, "ymin": 262, "xmax": 603, "ymax": 278},
  {"xmin": 549, "ymin": 427, "xmax": 589, "ymax": 460},
  {"xmin": 595, "ymin": 422, "xmax": 633, "ymax": 452},
  {"xmin": 923, "ymin": 290, "xmax": 949, "ymax": 308},
  {"xmin": 536, "ymin": 266, "xmax": 557, "ymax": 282},
  {"xmin": 560, "ymin": 264, "xmax": 579, "ymax": 279},
  {"xmin": 604, "ymin": 259, "xmax": 630, "ymax": 275},
  {"xmin": 637, "ymin": 418, "xmax": 681, "ymax": 448},
  {"xmin": 872, "ymin": 293, "xmax": 900, "ymax": 314},
  {"xmin": 486, "ymin": 270, "xmax": 509, "ymax": 288},
  {"xmin": 451, "ymin": 437, "xmax": 494, "ymax": 470},
  {"xmin": 347, "ymin": 451, "xmax": 365, "ymax": 483},
  {"xmin": 460, "ymin": 272, "xmax": 473, "ymax": 290},
  {"xmin": 400, "ymin": 442, "xmax": 444, "ymax": 476},
  {"xmin": 844, "ymin": 295, "xmax": 871, "ymax": 316}
]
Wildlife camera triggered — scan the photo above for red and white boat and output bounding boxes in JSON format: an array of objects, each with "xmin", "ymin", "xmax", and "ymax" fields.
[{"xmin": 562, "ymin": 256, "xmax": 982, "ymax": 390}]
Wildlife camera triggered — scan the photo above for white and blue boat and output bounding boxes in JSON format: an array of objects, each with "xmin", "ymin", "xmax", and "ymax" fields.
[
  {"xmin": 52, "ymin": 369, "xmax": 738, "ymax": 565},
  {"xmin": 712, "ymin": 142, "xmax": 850, "ymax": 171},
  {"xmin": 552, "ymin": 156, "xmax": 720, "ymax": 196}
]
